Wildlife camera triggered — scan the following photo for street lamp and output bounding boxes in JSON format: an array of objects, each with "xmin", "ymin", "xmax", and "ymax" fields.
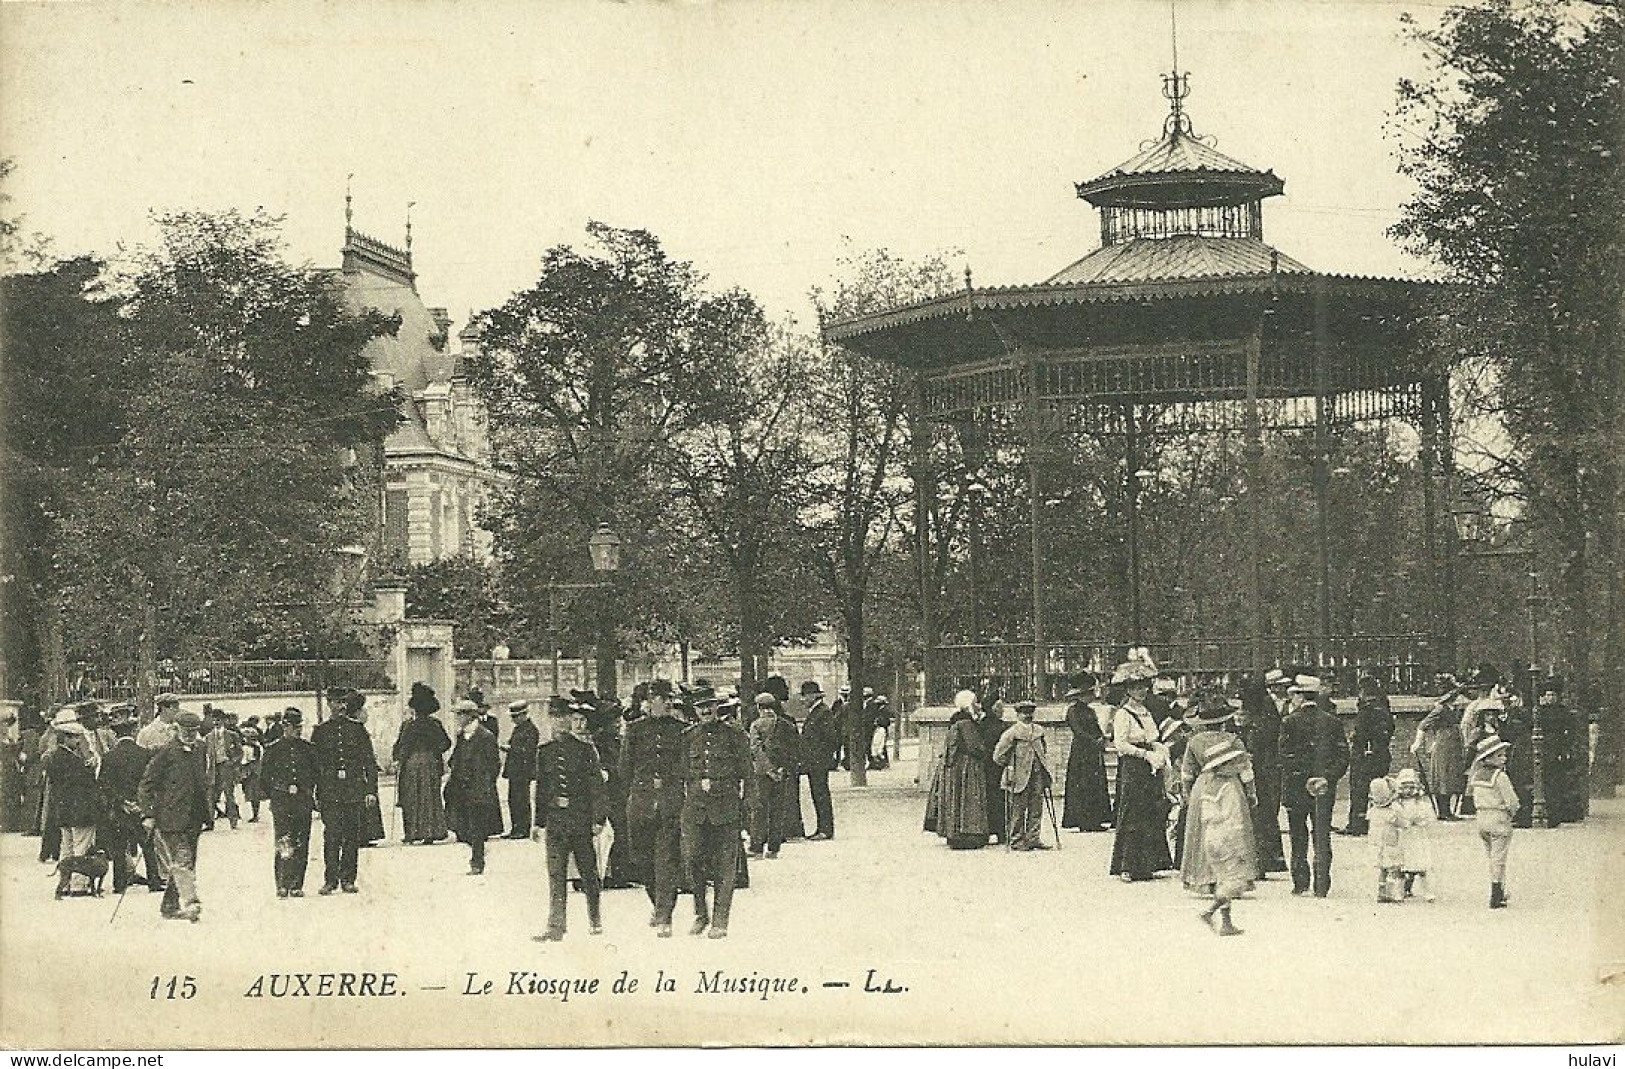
[{"xmin": 587, "ymin": 524, "xmax": 622, "ymax": 573}]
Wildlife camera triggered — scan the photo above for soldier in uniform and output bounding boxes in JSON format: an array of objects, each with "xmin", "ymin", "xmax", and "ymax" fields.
[
  {"xmin": 620, "ymin": 680, "xmax": 687, "ymax": 936},
  {"xmin": 310, "ymin": 691, "xmax": 378, "ymax": 894},
  {"xmin": 799, "ymin": 681, "xmax": 838, "ymax": 840},
  {"xmin": 681, "ymin": 690, "xmax": 750, "ymax": 938},
  {"xmin": 502, "ymin": 700, "xmax": 540, "ymax": 839},
  {"xmin": 261, "ymin": 709, "xmax": 319, "ymax": 897},
  {"xmin": 533, "ymin": 698, "xmax": 606, "ymax": 941}
]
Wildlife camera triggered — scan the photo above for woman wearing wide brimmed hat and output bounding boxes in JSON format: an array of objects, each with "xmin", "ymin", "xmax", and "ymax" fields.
[
  {"xmin": 1467, "ymin": 735, "xmax": 1521, "ymax": 909},
  {"xmin": 1177, "ymin": 690, "xmax": 1259, "ymax": 935},
  {"xmin": 1061, "ymin": 675, "xmax": 1113, "ymax": 832},
  {"xmin": 1107, "ymin": 652, "xmax": 1175, "ymax": 881},
  {"xmin": 1411, "ymin": 675, "xmax": 1472, "ymax": 820}
]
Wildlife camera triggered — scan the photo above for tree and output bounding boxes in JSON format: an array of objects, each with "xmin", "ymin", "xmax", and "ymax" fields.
[
  {"xmin": 662, "ymin": 319, "xmax": 826, "ymax": 700},
  {"xmin": 811, "ymin": 245, "xmax": 958, "ymax": 785},
  {"xmin": 467, "ymin": 222, "xmax": 766, "ymax": 697},
  {"xmin": 40, "ymin": 211, "xmax": 399, "ymax": 702},
  {"xmin": 403, "ymin": 557, "xmax": 513, "ymax": 659},
  {"xmin": 1, "ymin": 256, "xmax": 127, "ymax": 704},
  {"xmin": 1390, "ymin": 0, "xmax": 1624, "ymax": 791}
]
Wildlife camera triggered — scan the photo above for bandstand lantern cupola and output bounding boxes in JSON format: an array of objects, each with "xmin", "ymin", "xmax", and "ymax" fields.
[{"xmin": 823, "ymin": 66, "xmax": 1454, "ymax": 706}]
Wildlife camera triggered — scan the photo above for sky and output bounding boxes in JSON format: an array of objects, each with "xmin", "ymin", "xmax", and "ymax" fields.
[{"xmin": 1, "ymin": 0, "xmax": 1451, "ymax": 333}]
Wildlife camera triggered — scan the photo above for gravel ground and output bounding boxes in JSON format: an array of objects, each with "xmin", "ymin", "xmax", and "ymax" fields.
[{"xmin": 3, "ymin": 751, "xmax": 1621, "ymax": 1048}]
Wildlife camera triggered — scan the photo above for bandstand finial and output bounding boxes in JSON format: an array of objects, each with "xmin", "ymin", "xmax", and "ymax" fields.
[
  {"xmin": 405, "ymin": 201, "xmax": 416, "ymax": 252},
  {"xmin": 345, "ymin": 173, "xmax": 353, "ymax": 233},
  {"xmin": 1162, "ymin": 0, "xmax": 1193, "ymax": 141}
]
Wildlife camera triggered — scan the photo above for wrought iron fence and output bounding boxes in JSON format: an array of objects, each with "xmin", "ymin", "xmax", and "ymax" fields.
[
  {"xmin": 75, "ymin": 660, "xmax": 393, "ymax": 701},
  {"xmin": 930, "ymin": 633, "xmax": 1431, "ymax": 704}
]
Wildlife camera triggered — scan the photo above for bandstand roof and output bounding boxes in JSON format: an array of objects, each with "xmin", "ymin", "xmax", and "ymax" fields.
[{"xmin": 1046, "ymin": 234, "xmax": 1310, "ymax": 286}]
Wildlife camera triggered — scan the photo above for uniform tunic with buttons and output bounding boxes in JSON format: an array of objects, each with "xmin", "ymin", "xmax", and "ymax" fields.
[
  {"xmin": 682, "ymin": 719, "xmax": 750, "ymax": 827},
  {"xmin": 534, "ymin": 735, "xmax": 605, "ymax": 834}
]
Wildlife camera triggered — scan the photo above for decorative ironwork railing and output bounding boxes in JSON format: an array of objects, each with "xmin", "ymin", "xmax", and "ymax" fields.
[
  {"xmin": 75, "ymin": 660, "xmax": 393, "ymax": 701},
  {"xmin": 930, "ymin": 633, "xmax": 1431, "ymax": 704}
]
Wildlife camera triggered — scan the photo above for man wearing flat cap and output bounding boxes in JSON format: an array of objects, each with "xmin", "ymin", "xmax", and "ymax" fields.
[
  {"xmin": 746, "ymin": 692, "xmax": 796, "ymax": 859},
  {"xmin": 137, "ymin": 693, "xmax": 182, "ymax": 752},
  {"xmin": 137, "ymin": 709, "xmax": 210, "ymax": 920},
  {"xmin": 502, "ymin": 700, "xmax": 539, "ymax": 839},
  {"xmin": 1278, "ymin": 675, "xmax": 1349, "ymax": 897},
  {"xmin": 681, "ymin": 690, "xmax": 750, "ymax": 938},
  {"xmin": 621, "ymin": 680, "xmax": 687, "ymax": 936},
  {"xmin": 310, "ymin": 691, "xmax": 379, "ymax": 894}
]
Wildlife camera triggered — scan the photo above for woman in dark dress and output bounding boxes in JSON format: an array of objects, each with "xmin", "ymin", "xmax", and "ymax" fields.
[
  {"xmin": 935, "ymin": 691, "xmax": 993, "ymax": 849},
  {"xmin": 394, "ymin": 687, "xmax": 451, "ymax": 844},
  {"xmin": 1061, "ymin": 675, "xmax": 1113, "ymax": 832},
  {"xmin": 1108, "ymin": 655, "xmax": 1174, "ymax": 881}
]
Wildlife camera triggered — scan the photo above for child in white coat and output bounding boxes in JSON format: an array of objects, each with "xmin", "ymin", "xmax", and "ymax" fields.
[
  {"xmin": 1369, "ymin": 775, "xmax": 1403, "ymax": 903},
  {"xmin": 1392, "ymin": 768, "xmax": 1436, "ymax": 901}
]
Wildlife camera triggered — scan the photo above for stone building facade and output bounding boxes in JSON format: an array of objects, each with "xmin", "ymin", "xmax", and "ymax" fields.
[{"xmin": 339, "ymin": 222, "xmax": 502, "ymax": 565}]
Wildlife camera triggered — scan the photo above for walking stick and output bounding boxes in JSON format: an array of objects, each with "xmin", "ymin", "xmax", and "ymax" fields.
[
  {"xmin": 1005, "ymin": 788, "xmax": 1016, "ymax": 851},
  {"xmin": 1044, "ymin": 784, "xmax": 1063, "ymax": 850}
]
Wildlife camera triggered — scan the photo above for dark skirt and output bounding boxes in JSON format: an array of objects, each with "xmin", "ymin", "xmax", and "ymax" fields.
[
  {"xmin": 1061, "ymin": 738, "xmax": 1113, "ymax": 830},
  {"xmin": 1109, "ymin": 756, "xmax": 1173, "ymax": 878},
  {"xmin": 362, "ymin": 793, "xmax": 387, "ymax": 843},
  {"xmin": 397, "ymin": 752, "xmax": 448, "ymax": 842},
  {"xmin": 937, "ymin": 756, "xmax": 990, "ymax": 844}
]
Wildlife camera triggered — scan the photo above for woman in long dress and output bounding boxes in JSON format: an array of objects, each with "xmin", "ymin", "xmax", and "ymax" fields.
[
  {"xmin": 1412, "ymin": 691, "xmax": 1468, "ymax": 820},
  {"xmin": 1179, "ymin": 691, "xmax": 1259, "ymax": 936},
  {"xmin": 935, "ymin": 691, "xmax": 992, "ymax": 850},
  {"xmin": 1061, "ymin": 675, "xmax": 1112, "ymax": 831},
  {"xmin": 393, "ymin": 689, "xmax": 451, "ymax": 844},
  {"xmin": 1108, "ymin": 657, "xmax": 1174, "ymax": 881}
]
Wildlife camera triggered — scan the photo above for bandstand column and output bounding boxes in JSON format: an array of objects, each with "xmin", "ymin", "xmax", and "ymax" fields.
[
  {"xmin": 1312, "ymin": 282, "xmax": 1335, "ymax": 653},
  {"xmin": 1245, "ymin": 326, "xmax": 1269, "ymax": 676},
  {"xmin": 911, "ymin": 373, "xmax": 937, "ymax": 703},
  {"xmin": 1124, "ymin": 402, "xmax": 1145, "ymax": 646},
  {"xmin": 1420, "ymin": 372, "xmax": 1458, "ymax": 673},
  {"xmin": 1025, "ymin": 353, "xmax": 1048, "ymax": 699}
]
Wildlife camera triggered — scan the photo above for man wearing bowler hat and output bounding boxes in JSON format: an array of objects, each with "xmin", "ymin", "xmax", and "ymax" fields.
[
  {"xmin": 1278, "ymin": 675, "xmax": 1349, "ymax": 897},
  {"xmin": 798, "ymin": 681, "xmax": 838, "ymax": 840},
  {"xmin": 137, "ymin": 709, "xmax": 211, "ymax": 921}
]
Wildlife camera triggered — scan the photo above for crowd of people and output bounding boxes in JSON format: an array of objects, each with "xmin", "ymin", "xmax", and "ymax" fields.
[
  {"xmin": 0, "ymin": 674, "xmax": 871, "ymax": 941},
  {"xmin": 924, "ymin": 652, "xmax": 1590, "ymax": 935}
]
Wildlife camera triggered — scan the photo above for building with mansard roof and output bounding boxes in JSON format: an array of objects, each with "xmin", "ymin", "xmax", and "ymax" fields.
[{"xmin": 338, "ymin": 219, "xmax": 503, "ymax": 565}]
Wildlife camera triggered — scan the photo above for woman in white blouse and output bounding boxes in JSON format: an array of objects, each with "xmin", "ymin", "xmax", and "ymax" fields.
[{"xmin": 1108, "ymin": 659, "xmax": 1174, "ymax": 881}]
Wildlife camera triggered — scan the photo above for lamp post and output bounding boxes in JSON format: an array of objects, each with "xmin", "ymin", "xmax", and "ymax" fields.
[
  {"xmin": 1450, "ymin": 493, "xmax": 1549, "ymax": 826},
  {"xmin": 587, "ymin": 524, "xmax": 622, "ymax": 698}
]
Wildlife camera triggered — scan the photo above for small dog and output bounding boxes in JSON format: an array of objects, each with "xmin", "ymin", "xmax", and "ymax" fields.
[{"xmin": 56, "ymin": 851, "xmax": 110, "ymax": 897}]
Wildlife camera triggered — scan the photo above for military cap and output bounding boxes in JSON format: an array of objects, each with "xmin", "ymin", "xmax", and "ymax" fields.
[
  {"xmin": 155, "ymin": 692, "xmax": 181, "ymax": 707},
  {"xmin": 174, "ymin": 710, "xmax": 204, "ymax": 729}
]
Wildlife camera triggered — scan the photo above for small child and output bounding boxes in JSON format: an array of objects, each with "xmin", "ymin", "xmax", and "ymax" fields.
[
  {"xmin": 1368, "ymin": 775, "xmax": 1403, "ymax": 903},
  {"xmin": 1392, "ymin": 768, "xmax": 1436, "ymax": 901},
  {"xmin": 1467, "ymin": 735, "xmax": 1521, "ymax": 909}
]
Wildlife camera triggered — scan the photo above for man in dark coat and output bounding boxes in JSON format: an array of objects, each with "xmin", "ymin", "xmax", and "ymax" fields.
[
  {"xmin": 446, "ymin": 700, "xmax": 502, "ymax": 875},
  {"xmin": 977, "ymin": 702, "xmax": 1009, "ymax": 845},
  {"xmin": 136, "ymin": 710, "xmax": 210, "ymax": 921},
  {"xmin": 1536, "ymin": 677, "xmax": 1584, "ymax": 826},
  {"xmin": 1237, "ymin": 669, "xmax": 1289, "ymax": 875},
  {"xmin": 261, "ymin": 708, "xmax": 319, "ymax": 897},
  {"xmin": 681, "ymin": 691, "xmax": 750, "ymax": 939},
  {"xmin": 620, "ymin": 680, "xmax": 687, "ymax": 936},
  {"xmin": 45, "ymin": 719, "xmax": 102, "ymax": 897},
  {"xmin": 97, "ymin": 718, "xmax": 154, "ymax": 894},
  {"xmin": 1278, "ymin": 675, "xmax": 1350, "ymax": 898},
  {"xmin": 799, "ymin": 681, "xmax": 838, "ymax": 840},
  {"xmin": 534, "ymin": 699, "xmax": 606, "ymax": 941},
  {"xmin": 1339, "ymin": 675, "xmax": 1395, "ymax": 836},
  {"xmin": 502, "ymin": 700, "xmax": 540, "ymax": 839},
  {"xmin": 746, "ymin": 693, "xmax": 796, "ymax": 857},
  {"xmin": 309, "ymin": 696, "xmax": 378, "ymax": 894}
]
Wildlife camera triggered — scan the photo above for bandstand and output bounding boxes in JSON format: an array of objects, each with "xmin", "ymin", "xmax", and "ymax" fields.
[{"xmin": 825, "ymin": 72, "xmax": 1453, "ymax": 706}]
